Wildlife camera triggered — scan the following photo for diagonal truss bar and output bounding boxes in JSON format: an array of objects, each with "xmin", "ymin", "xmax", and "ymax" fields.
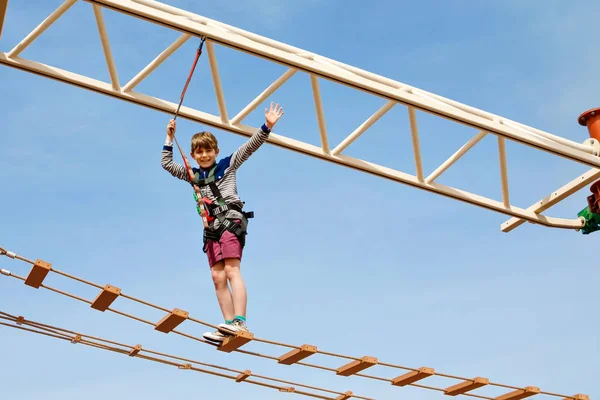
[
  {"xmin": 231, "ymin": 68, "xmax": 297, "ymax": 126},
  {"xmin": 92, "ymin": 4, "xmax": 120, "ymax": 91},
  {"xmin": 7, "ymin": 0, "xmax": 77, "ymax": 58},
  {"xmin": 501, "ymin": 168, "xmax": 600, "ymax": 232},
  {"xmin": 0, "ymin": 311, "xmax": 370, "ymax": 400},
  {"xmin": 205, "ymin": 40, "xmax": 228, "ymax": 123},
  {"xmin": 123, "ymin": 32, "xmax": 191, "ymax": 92},
  {"xmin": 331, "ymin": 101, "xmax": 395, "ymax": 156},
  {"xmin": 1, "ymin": 0, "xmax": 596, "ymax": 232},
  {"xmin": 0, "ymin": 0, "xmax": 8, "ymax": 39},
  {"xmin": 0, "ymin": 246, "xmax": 588, "ymax": 400},
  {"xmin": 426, "ymin": 131, "xmax": 488, "ymax": 184}
]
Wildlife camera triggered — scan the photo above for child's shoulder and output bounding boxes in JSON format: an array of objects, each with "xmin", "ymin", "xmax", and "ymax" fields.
[{"xmin": 215, "ymin": 155, "xmax": 233, "ymax": 177}]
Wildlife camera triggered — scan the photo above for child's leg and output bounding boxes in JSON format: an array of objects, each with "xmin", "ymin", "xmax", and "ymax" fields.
[
  {"xmin": 224, "ymin": 258, "xmax": 247, "ymax": 318},
  {"xmin": 210, "ymin": 261, "xmax": 235, "ymax": 321},
  {"xmin": 215, "ymin": 228, "xmax": 249, "ymax": 335},
  {"xmin": 202, "ymin": 260, "xmax": 236, "ymax": 343},
  {"xmin": 217, "ymin": 257, "xmax": 248, "ymax": 335}
]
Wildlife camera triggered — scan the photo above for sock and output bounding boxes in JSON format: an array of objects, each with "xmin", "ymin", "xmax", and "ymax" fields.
[
  {"xmin": 225, "ymin": 319, "xmax": 233, "ymax": 324},
  {"xmin": 234, "ymin": 315, "xmax": 246, "ymax": 323}
]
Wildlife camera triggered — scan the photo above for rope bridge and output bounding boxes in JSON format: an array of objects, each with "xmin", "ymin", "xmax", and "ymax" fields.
[
  {"xmin": 0, "ymin": 310, "xmax": 365, "ymax": 400},
  {"xmin": 0, "ymin": 245, "xmax": 588, "ymax": 400}
]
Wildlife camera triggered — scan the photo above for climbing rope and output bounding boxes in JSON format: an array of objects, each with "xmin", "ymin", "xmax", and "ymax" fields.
[
  {"xmin": 168, "ymin": 36, "xmax": 210, "ymax": 227},
  {"xmin": 0, "ymin": 246, "xmax": 587, "ymax": 400}
]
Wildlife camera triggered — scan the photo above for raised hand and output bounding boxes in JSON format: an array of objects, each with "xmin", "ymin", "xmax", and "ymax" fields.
[
  {"xmin": 167, "ymin": 119, "xmax": 176, "ymax": 139},
  {"xmin": 264, "ymin": 102, "xmax": 284, "ymax": 130}
]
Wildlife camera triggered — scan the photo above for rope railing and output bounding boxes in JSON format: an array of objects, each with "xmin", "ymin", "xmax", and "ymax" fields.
[
  {"xmin": 0, "ymin": 311, "xmax": 365, "ymax": 400},
  {"xmin": 0, "ymin": 246, "xmax": 589, "ymax": 400}
]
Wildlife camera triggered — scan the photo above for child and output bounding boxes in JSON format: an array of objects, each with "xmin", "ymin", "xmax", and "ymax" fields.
[{"xmin": 160, "ymin": 102, "xmax": 284, "ymax": 343}]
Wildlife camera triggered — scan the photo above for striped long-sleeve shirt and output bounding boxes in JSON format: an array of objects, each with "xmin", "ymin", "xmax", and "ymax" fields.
[{"xmin": 161, "ymin": 124, "xmax": 271, "ymax": 229}]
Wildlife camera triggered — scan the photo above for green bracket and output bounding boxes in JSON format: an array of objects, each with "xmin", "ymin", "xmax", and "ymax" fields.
[{"xmin": 577, "ymin": 205, "xmax": 600, "ymax": 234}]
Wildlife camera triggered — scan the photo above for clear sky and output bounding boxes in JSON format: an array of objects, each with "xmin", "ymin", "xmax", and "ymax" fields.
[{"xmin": 1, "ymin": 1, "xmax": 598, "ymax": 399}]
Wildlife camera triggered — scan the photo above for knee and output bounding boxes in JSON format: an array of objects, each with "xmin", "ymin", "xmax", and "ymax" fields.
[
  {"xmin": 224, "ymin": 259, "xmax": 241, "ymax": 281},
  {"xmin": 211, "ymin": 268, "xmax": 227, "ymax": 289}
]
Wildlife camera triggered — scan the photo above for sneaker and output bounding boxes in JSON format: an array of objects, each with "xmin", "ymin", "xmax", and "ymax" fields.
[
  {"xmin": 203, "ymin": 329, "xmax": 227, "ymax": 343},
  {"xmin": 217, "ymin": 318, "xmax": 248, "ymax": 335}
]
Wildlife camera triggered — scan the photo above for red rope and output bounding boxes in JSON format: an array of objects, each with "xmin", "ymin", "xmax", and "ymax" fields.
[
  {"xmin": 170, "ymin": 37, "xmax": 209, "ymax": 227},
  {"xmin": 173, "ymin": 38, "xmax": 206, "ymax": 121}
]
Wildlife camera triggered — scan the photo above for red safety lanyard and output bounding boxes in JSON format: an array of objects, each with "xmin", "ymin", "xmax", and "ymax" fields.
[{"xmin": 169, "ymin": 37, "xmax": 209, "ymax": 227}]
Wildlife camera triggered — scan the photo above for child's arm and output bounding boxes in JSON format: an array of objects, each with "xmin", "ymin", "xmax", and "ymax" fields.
[
  {"xmin": 230, "ymin": 102, "xmax": 284, "ymax": 170},
  {"xmin": 161, "ymin": 119, "xmax": 192, "ymax": 183}
]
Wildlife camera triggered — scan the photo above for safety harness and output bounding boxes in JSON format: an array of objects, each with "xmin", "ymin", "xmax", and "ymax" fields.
[
  {"xmin": 192, "ymin": 164, "xmax": 254, "ymax": 252},
  {"xmin": 166, "ymin": 37, "xmax": 256, "ymax": 246}
]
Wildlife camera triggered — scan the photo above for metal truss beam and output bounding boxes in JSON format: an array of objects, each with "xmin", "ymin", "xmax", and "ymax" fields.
[{"xmin": 1, "ymin": 0, "xmax": 598, "ymax": 232}]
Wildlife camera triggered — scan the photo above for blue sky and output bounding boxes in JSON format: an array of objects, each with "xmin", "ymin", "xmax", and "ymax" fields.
[{"xmin": 1, "ymin": 0, "xmax": 598, "ymax": 399}]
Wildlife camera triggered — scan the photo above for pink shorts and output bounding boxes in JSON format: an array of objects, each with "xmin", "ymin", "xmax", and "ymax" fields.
[{"xmin": 205, "ymin": 229, "xmax": 243, "ymax": 268}]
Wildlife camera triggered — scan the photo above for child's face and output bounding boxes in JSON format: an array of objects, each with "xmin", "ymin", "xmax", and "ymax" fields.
[{"xmin": 191, "ymin": 146, "xmax": 219, "ymax": 169}]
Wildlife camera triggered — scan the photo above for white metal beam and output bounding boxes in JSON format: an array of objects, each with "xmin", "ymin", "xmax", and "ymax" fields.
[
  {"xmin": 1, "ymin": 0, "xmax": 597, "ymax": 233},
  {"xmin": 0, "ymin": 53, "xmax": 586, "ymax": 230}
]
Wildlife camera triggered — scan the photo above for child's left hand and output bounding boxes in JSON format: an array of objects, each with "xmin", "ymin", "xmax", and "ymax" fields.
[{"xmin": 265, "ymin": 102, "xmax": 284, "ymax": 129}]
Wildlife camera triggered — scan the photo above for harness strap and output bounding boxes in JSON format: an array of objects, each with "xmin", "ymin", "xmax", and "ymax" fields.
[
  {"xmin": 195, "ymin": 164, "xmax": 217, "ymax": 186},
  {"xmin": 202, "ymin": 213, "xmax": 253, "ymax": 253},
  {"xmin": 209, "ymin": 181, "xmax": 226, "ymax": 206},
  {"xmin": 197, "ymin": 165, "xmax": 226, "ymax": 207},
  {"xmin": 193, "ymin": 166, "xmax": 255, "ymax": 252},
  {"xmin": 207, "ymin": 203, "xmax": 245, "ymax": 217}
]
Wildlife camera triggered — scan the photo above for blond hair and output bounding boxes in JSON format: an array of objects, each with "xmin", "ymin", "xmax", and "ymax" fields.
[{"xmin": 190, "ymin": 131, "xmax": 218, "ymax": 153}]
